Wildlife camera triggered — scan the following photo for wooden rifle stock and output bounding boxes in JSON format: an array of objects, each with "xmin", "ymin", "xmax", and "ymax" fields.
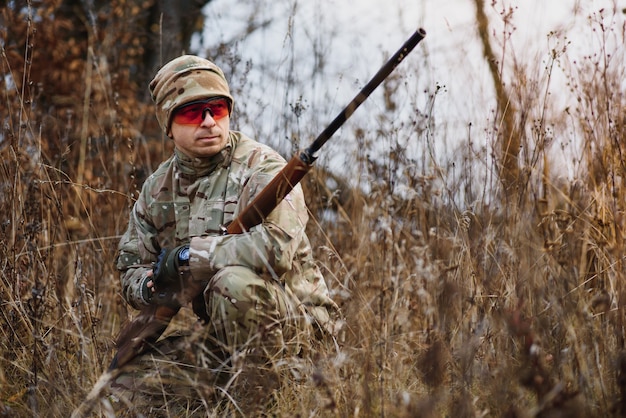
[
  {"xmin": 109, "ymin": 304, "xmax": 179, "ymax": 370},
  {"xmin": 109, "ymin": 27, "xmax": 426, "ymax": 371},
  {"xmin": 227, "ymin": 154, "xmax": 312, "ymax": 234}
]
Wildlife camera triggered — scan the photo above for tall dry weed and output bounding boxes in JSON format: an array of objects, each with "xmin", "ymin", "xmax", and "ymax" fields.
[{"xmin": 2, "ymin": 1, "xmax": 626, "ymax": 417}]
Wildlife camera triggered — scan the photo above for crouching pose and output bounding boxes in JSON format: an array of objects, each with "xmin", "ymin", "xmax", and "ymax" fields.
[{"xmin": 112, "ymin": 55, "xmax": 338, "ymax": 415}]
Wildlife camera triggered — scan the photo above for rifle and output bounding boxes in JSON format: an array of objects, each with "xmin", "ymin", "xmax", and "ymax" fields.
[{"xmin": 109, "ymin": 27, "xmax": 426, "ymax": 371}]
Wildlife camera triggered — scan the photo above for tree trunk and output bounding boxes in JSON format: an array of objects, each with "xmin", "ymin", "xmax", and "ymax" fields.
[{"xmin": 474, "ymin": 0, "xmax": 520, "ymax": 202}]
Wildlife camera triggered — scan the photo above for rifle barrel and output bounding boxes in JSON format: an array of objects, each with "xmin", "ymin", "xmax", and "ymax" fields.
[
  {"xmin": 305, "ymin": 27, "xmax": 426, "ymax": 160},
  {"xmin": 227, "ymin": 27, "xmax": 426, "ymax": 233}
]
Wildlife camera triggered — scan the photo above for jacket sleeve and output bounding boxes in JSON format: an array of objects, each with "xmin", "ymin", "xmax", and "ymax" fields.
[
  {"xmin": 116, "ymin": 191, "xmax": 160, "ymax": 309},
  {"xmin": 189, "ymin": 157, "xmax": 309, "ymax": 281}
]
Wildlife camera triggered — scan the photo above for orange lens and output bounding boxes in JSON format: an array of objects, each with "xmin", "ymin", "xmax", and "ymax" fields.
[{"xmin": 172, "ymin": 98, "xmax": 230, "ymax": 125}]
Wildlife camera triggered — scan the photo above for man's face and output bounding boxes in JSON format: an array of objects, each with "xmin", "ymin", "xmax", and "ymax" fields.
[{"xmin": 169, "ymin": 97, "xmax": 231, "ymax": 158}]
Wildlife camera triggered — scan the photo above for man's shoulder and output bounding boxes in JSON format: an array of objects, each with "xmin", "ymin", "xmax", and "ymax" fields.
[
  {"xmin": 147, "ymin": 156, "xmax": 175, "ymax": 179},
  {"xmin": 138, "ymin": 156, "xmax": 174, "ymax": 197},
  {"xmin": 230, "ymin": 131, "xmax": 286, "ymax": 166}
]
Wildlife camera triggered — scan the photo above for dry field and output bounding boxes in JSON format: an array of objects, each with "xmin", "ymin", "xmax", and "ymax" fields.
[{"xmin": 1, "ymin": 1, "xmax": 626, "ymax": 417}]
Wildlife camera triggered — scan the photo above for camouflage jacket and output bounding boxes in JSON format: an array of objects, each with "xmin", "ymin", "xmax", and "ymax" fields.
[{"xmin": 117, "ymin": 131, "xmax": 337, "ymax": 322}]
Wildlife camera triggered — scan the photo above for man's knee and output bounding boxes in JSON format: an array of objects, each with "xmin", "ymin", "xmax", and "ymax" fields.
[
  {"xmin": 204, "ymin": 266, "xmax": 279, "ymax": 329},
  {"xmin": 209, "ymin": 266, "xmax": 263, "ymax": 291},
  {"xmin": 207, "ymin": 266, "xmax": 275, "ymax": 308}
]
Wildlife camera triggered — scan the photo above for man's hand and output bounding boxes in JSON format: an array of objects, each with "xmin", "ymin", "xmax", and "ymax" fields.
[
  {"xmin": 139, "ymin": 271, "xmax": 180, "ymax": 308},
  {"xmin": 139, "ymin": 245, "xmax": 189, "ymax": 306},
  {"xmin": 152, "ymin": 245, "xmax": 190, "ymax": 288}
]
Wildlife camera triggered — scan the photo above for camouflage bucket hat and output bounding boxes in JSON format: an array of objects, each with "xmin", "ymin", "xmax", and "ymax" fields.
[{"xmin": 149, "ymin": 55, "xmax": 234, "ymax": 135}]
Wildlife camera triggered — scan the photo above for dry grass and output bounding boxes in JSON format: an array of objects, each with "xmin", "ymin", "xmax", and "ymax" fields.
[{"xmin": 2, "ymin": 1, "xmax": 626, "ymax": 417}]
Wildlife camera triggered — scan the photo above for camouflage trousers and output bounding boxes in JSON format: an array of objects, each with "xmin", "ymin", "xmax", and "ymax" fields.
[{"xmin": 108, "ymin": 266, "xmax": 316, "ymax": 416}]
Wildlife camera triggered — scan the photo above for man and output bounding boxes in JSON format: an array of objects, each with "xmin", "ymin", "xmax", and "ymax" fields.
[{"xmin": 113, "ymin": 55, "xmax": 338, "ymax": 412}]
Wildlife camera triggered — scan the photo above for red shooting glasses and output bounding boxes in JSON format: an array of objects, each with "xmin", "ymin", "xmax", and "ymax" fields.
[{"xmin": 172, "ymin": 97, "xmax": 231, "ymax": 125}]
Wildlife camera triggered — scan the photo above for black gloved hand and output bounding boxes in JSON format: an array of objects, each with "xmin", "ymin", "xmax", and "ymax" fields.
[
  {"xmin": 139, "ymin": 272, "xmax": 181, "ymax": 308},
  {"xmin": 152, "ymin": 245, "xmax": 190, "ymax": 288}
]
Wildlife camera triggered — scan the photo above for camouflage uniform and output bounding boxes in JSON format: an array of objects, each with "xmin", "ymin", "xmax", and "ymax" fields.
[
  {"xmin": 117, "ymin": 132, "xmax": 337, "ymax": 344},
  {"xmin": 111, "ymin": 56, "xmax": 338, "ymax": 414}
]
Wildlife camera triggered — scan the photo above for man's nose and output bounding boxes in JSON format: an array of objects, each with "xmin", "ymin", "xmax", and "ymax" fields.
[{"xmin": 201, "ymin": 108, "xmax": 216, "ymax": 126}]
